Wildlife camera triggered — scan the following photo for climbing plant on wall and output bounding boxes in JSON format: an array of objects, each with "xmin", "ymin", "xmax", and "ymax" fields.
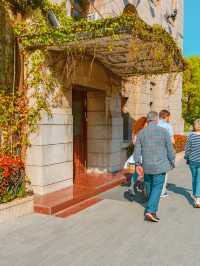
[
  {"xmin": 0, "ymin": 0, "xmax": 186, "ymax": 202},
  {"xmin": 0, "ymin": 0, "xmax": 186, "ymax": 156},
  {"xmin": 0, "ymin": 1, "xmax": 62, "ymax": 157}
]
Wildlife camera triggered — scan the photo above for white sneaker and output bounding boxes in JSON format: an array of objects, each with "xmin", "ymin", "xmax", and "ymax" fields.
[
  {"xmin": 195, "ymin": 197, "xmax": 200, "ymax": 207},
  {"xmin": 160, "ymin": 192, "xmax": 169, "ymax": 198}
]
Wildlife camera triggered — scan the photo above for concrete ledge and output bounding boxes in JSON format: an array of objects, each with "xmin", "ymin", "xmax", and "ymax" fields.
[{"xmin": 0, "ymin": 196, "xmax": 33, "ymax": 223}]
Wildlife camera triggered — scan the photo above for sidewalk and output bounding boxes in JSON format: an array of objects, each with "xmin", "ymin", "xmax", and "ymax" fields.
[{"xmin": 1, "ymin": 154, "xmax": 200, "ymax": 266}]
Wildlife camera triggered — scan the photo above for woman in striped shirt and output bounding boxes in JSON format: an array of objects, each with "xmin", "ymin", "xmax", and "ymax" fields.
[{"xmin": 185, "ymin": 119, "xmax": 200, "ymax": 207}]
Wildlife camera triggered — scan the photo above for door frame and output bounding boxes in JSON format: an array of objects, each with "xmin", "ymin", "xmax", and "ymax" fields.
[{"xmin": 72, "ymin": 86, "xmax": 88, "ymax": 182}]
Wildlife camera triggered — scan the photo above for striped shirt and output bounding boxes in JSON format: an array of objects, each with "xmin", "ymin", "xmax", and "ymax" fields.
[{"xmin": 185, "ymin": 133, "xmax": 200, "ymax": 163}]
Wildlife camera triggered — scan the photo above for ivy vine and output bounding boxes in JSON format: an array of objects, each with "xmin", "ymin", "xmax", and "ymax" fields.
[{"xmin": 0, "ymin": 0, "xmax": 185, "ymax": 157}]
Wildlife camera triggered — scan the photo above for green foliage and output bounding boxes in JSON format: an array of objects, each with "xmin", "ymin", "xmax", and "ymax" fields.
[
  {"xmin": 4, "ymin": 0, "xmax": 46, "ymax": 13},
  {"xmin": 182, "ymin": 56, "xmax": 200, "ymax": 126},
  {"xmin": 15, "ymin": 6, "xmax": 183, "ymax": 55},
  {"xmin": 26, "ymin": 49, "xmax": 60, "ymax": 134},
  {"xmin": 0, "ymin": 91, "xmax": 27, "ymax": 155},
  {"xmin": 0, "ymin": 0, "xmax": 186, "ymax": 203},
  {"xmin": 1, "ymin": 0, "xmax": 185, "ymax": 154},
  {"xmin": 0, "ymin": 2, "xmax": 15, "ymax": 92},
  {"xmin": 12, "ymin": 0, "xmax": 185, "ymax": 75},
  {"xmin": 0, "ymin": 49, "xmax": 60, "ymax": 155},
  {"xmin": 1, "ymin": 0, "xmax": 185, "ymax": 151},
  {"xmin": 0, "ymin": 182, "xmax": 26, "ymax": 203}
]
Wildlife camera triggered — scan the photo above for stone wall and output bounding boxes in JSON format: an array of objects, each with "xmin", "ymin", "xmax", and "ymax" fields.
[
  {"xmin": 53, "ymin": 1, "xmax": 184, "ymax": 134},
  {"xmin": 123, "ymin": 73, "xmax": 184, "ymax": 134},
  {"xmin": 91, "ymin": 0, "xmax": 183, "ymax": 46},
  {"xmin": 90, "ymin": 0, "xmax": 184, "ymax": 133},
  {"xmin": 87, "ymin": 92, "xmax": 123, "ymax": 172},
  {"xmin": 150, "ymin": 73, "xmax": 184, "ymax": 133},
  {"xmin": 26, "ymin": 1, "xmax": 184, "ymax": 195},
  {"xmin": 26, "ymin": 56, "xmax": 123, "ymax": 194},
  {"xmin": 123, "ymin": 77, "xmax": 151, "ymax": 119},
  {"xmin": 26, "ymin": 89, "xmax": 74, "ymax": 195}
]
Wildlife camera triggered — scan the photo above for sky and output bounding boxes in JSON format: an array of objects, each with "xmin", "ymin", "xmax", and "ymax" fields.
[{"xmin": 184, "ymin": 0, "xmax": 200, "ymax": 57}]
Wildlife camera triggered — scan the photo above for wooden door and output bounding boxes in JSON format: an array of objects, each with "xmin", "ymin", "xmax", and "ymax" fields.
[{"xmin": 72, "ymin": 89, "xmax": 87, "ymax": 181}]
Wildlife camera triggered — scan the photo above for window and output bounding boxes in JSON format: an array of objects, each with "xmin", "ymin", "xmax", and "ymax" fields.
[
  {"xmin": 121, "ymin": 96, "xmax": 132, "ymax": 142},
  {"xmin": 122, "ymin": 113, "xmax": 132, "ymax": 142}
]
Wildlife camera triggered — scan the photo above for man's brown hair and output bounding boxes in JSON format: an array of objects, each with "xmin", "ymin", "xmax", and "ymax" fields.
[{"xmin": 159, "ymin": 109, "xmax": 170, "ymax": 119}]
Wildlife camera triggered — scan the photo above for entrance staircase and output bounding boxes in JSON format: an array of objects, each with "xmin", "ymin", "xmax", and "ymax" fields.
[{"xmin": 34, "ymin": 172, "xmax": 126, "ymax": 219}]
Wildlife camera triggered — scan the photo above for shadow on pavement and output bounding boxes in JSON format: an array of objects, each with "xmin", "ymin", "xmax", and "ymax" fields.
[
  {"xmin": 101, "ymin": 186, "xmax": 147, "ymax": 209},
  {"xmin": 167, "ymin": 183, "xmax": 194, "ymax": 206},
  {"xmin": 123, "ymin": 189, "xmax": 147, "ymax": 208}
]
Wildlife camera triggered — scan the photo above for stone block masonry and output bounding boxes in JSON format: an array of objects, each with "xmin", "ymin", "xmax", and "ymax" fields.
[
  {"xmin": 26, "ymin": 109, "xmax": 73, "ymax": 195},
  {"xmin": 87, "ymin": 92, "xmax": 123, "ymax": 173}
]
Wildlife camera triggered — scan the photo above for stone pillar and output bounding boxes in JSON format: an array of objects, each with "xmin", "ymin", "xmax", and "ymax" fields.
[
  {"xmin": 87, "ymin": 92, "xmax": 123, "ymax": 173},
  {"xmin": 123, "ymin": 77, "xmax": 151, "ymax": 120},
  {"xmin": 151, "ymin": 73, "xmax": 184, "ymax": 134},
  {"xmin": 167, "ymin": 73, "xmax": 184, "ymax": 133},
  {"xmin": 87, "ymin": 91, "xmax": 108, "ymax": 172},
  {"xmin": 108, "ymin": 96, "xmax": 124, "ymax": 172},
  {"xmin": 26, "ymin": 91, "xmax": 73, "ymax": 195}
]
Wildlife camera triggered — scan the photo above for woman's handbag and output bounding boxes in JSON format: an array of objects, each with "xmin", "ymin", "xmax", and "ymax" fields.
[
  {"xmin": 124, "ymin": 155, "xmax": 135, "ymax": 169},
  {"xmin": 124, "ymin": 155, "xmax": 136, "ymax": 174}
]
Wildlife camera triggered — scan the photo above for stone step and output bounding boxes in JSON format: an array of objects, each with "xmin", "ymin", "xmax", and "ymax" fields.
[
  {"xmin": 34, "ymin": 173, "xmax": 125, "ymax": 216},
  {"xmin": 54, "ymin": 197, "xmax": 103, "ymax": 219}
]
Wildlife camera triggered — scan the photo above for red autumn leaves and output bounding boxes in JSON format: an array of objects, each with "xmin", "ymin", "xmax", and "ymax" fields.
[
  {"xmin": 0, "ymin": 156, "xmax": 24, "ymax": 178},
  {"xmin": 174, "ymin": 134, "xmax": 187, "ymax": 153}
]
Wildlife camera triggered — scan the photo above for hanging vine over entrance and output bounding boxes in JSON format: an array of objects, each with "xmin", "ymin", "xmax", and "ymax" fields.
[
  {"xmin": 1, "ymin": 0, "xmax": 186, "ymax": 156},
  {"xmin": 13, "ymin": 0, "xmax": 185, "ymax": 76},
  {"xmin": 0, "ymin": 0, "xmax": 186, "ymax": 203}
]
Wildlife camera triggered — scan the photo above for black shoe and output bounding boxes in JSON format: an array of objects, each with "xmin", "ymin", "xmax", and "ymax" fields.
[
  {"xmin": 144, "ymin": 211, "xmax": 159, "ymax": 219},
  {"xmin": 124, "ymin": 190, "xmax": 135, "ymax": 201},
  {"xmin": 152, "ymin": 213, "xmax": 160, "ymax": 220},
  {"xmin": 145, "ymin": 212, "xmax": 160, "ymax": 222}
]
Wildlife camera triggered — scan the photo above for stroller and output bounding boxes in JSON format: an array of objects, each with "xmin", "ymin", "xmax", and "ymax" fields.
[{"xmin": 123, "ymin": 157, "xmax": 148, "ymax": 202}]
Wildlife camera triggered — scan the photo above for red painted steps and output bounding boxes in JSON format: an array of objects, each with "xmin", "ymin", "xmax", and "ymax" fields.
[
  {"xmin": 54, "ymin": 197, "xmax": 103, "ymax": 219},
  {"xmin": 34, "ymin": 171, "xmax": 125, "ymax": 216}
]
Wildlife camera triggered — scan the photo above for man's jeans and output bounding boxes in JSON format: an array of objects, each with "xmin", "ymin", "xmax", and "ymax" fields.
[
  {"xmin": 189, "ymin": 164, "xmax": 200, "ymax": 197},
  {"xmin": 144, "ymin": 173, "xmax": 165, "ymax": 213}
]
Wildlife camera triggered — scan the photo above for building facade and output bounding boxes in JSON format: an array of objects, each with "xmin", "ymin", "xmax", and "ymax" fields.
[{"xmin": 24, "ymin": 0, "xmax": 184, "ymax": 195}]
